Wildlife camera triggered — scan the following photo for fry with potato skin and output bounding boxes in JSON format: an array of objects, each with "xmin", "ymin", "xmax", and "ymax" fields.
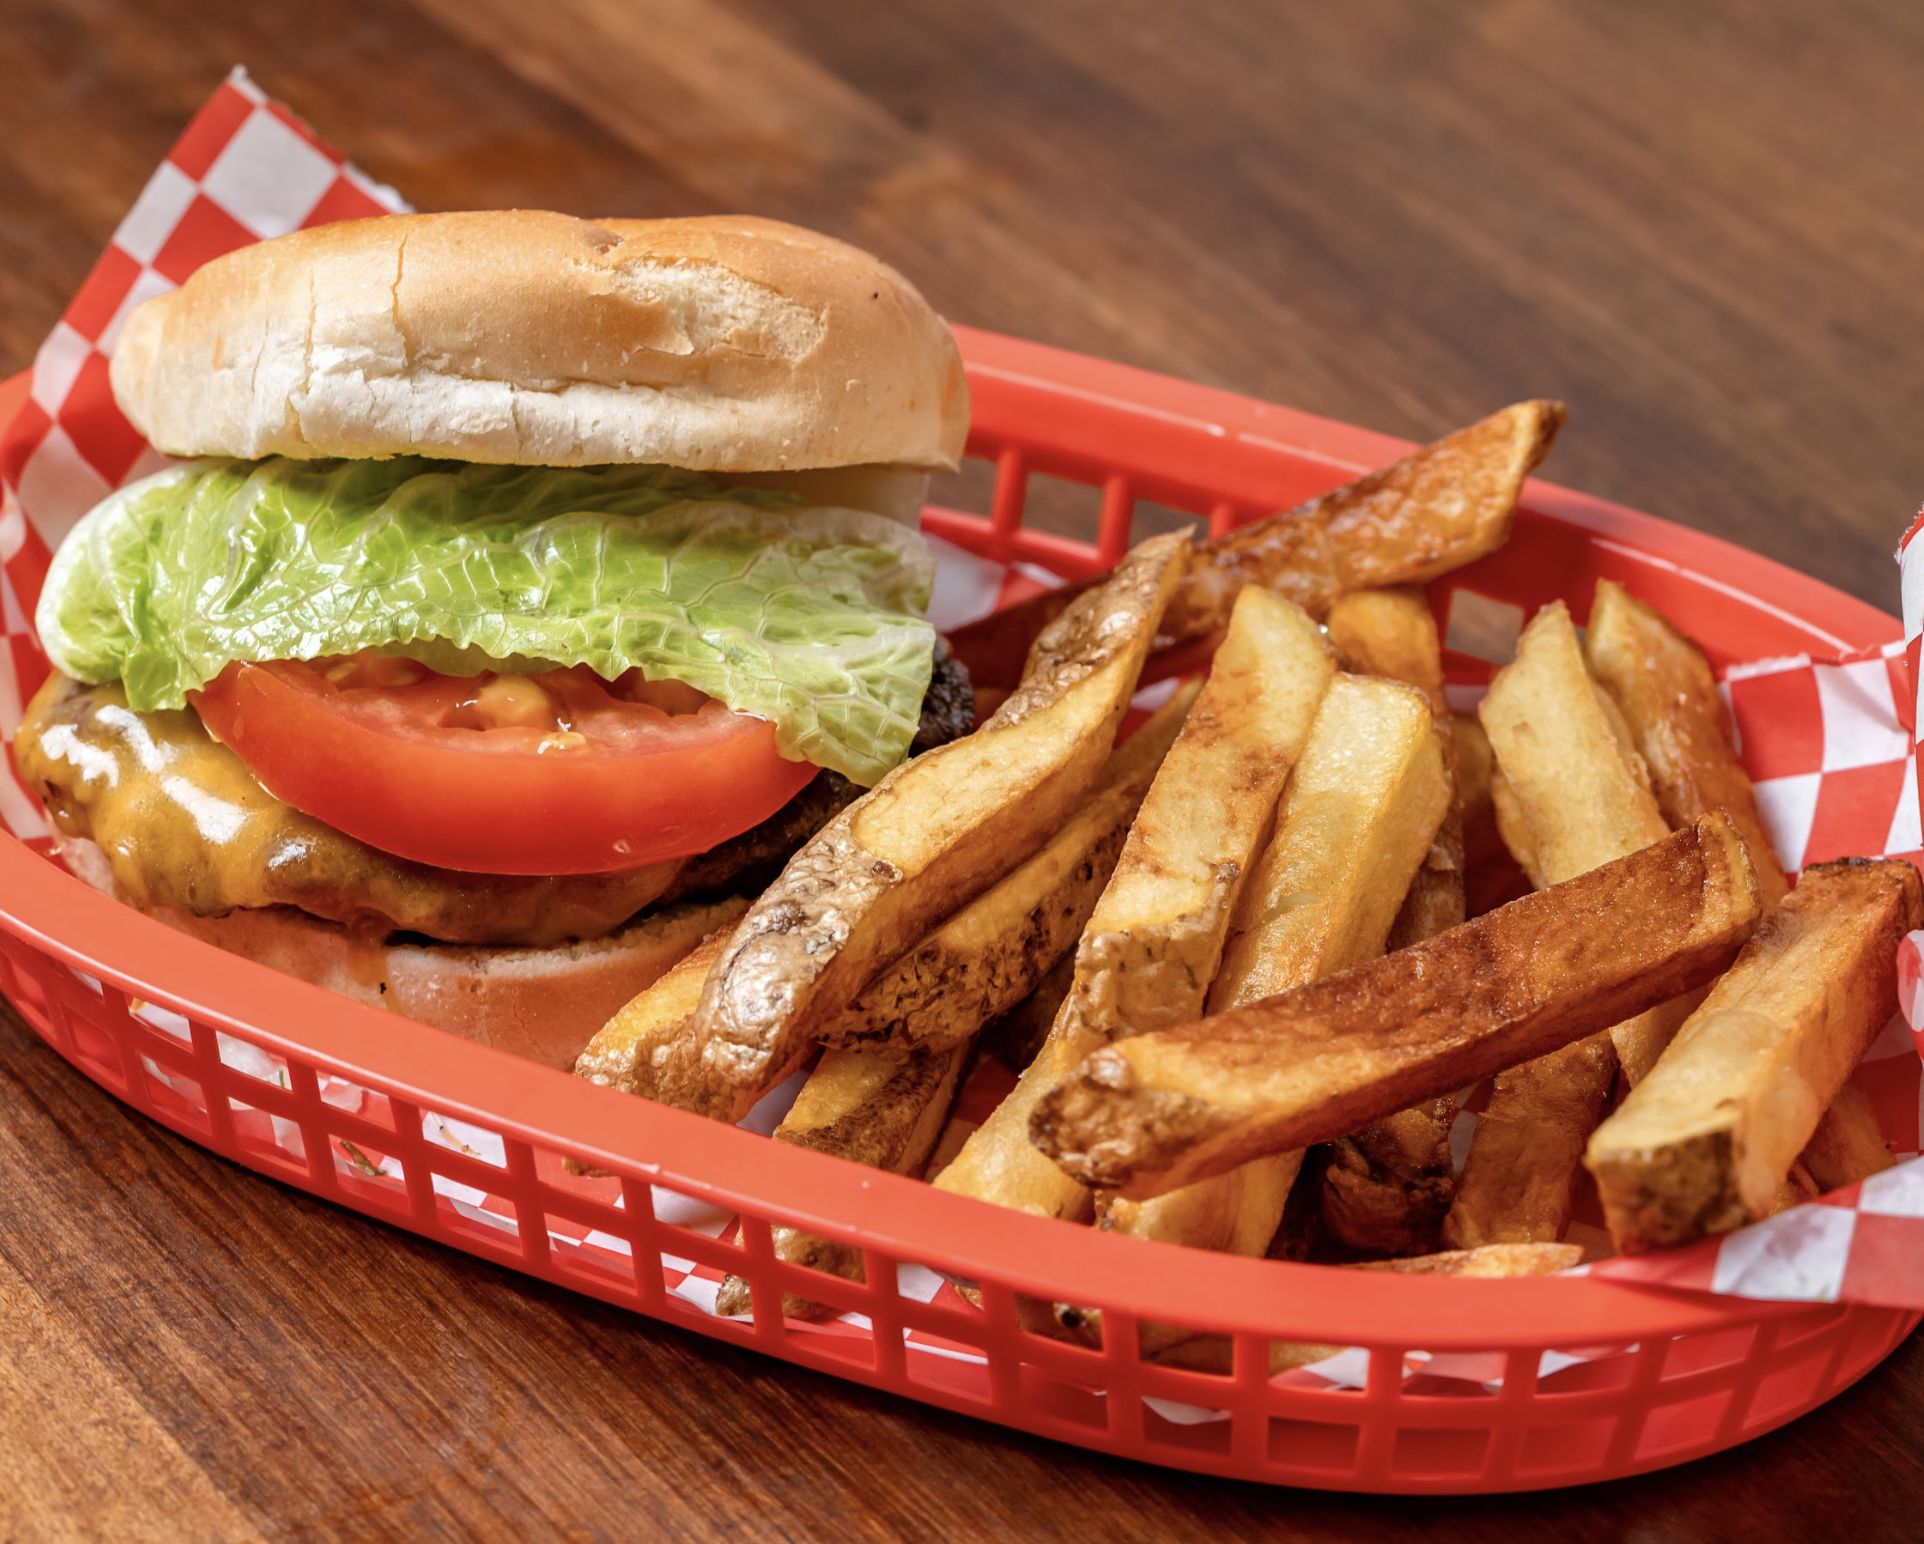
[
  {"xmin": 690, "ymin": 533, "xmax": 1189, "ymax": 1099},
  {"xmin": 571, "ymin": 911, "xmax": 754, "ymax": 1120},
  {"xmin": 818, "ymin": 680, "xmax": 1199, "ymax": 1056},
  {"xmin": 1029, "ymin": 814, "xmax": 1761, "ymax": 1199},
  {"xmin": 949, "ymin": 401, "xmax": 1566, "ymax": 687},
  {"xmin": 715, "ymin": 1041, "xmax": 969, "ymax": 1320},
  {"xmin": 1324, "ymin": 585, "xmax": 1466, "ymax": 952},
  {"xmin": 932, "ymin": 588, "xmax": 1336, "ymax": 1222},
  {"xmin": 1799, "ymin": 1081, "xmax": 1897, "ymax": 1193},
  {"xmin": 1098, "ymin": 671, "xmax": 1451, "ymax": 1270},
  {"xmin": 1069, "ymin": 588, "xmax": 1335, "ymax": 1040},
  {"xmin": 1585, "ymin": 579, "xmax": 1790, "ymax": 911},
  {"xmin": 1097, "ymin": 674, "xmax": 1453, "ymax": 1266},
  {"xmin": 1444, "ymin": 600, "xmax": 1673, "ymax": 1248},
  {"xmin": 1321, "ymin": 585, "xmax": 1463, "ymax": 1253},
  {"xmin": 1586, "ymin": 857, "xmax": 1922, "ymax": 1254}
]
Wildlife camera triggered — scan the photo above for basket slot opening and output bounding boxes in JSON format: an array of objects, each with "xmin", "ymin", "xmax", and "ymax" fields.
[
  {"xmin": 226, "ymin": 1094, "xmax": 312, "ymax": 1181},
  {"xmin": 1443, "ymin": 587, "xmax": 1525, "ymax": 666},
  {"xmin": 1839, "ymin": 1308, "xmax": 1909, "ymax": 1386},
  {"xmin": 1633, "ymin": 1388, "xmax": 1735, "ymax": 1461},
  {"xmin": 1266, "ymin": 1417, "xmax": 1361, "ymax": 1476},
  {"xmin": 1662, "ymin": 1324, "xmax": 1759, "ymax": 1382},
  {"xmin": 1398, "ymin": 1347, "xmax": 1506, "ymax": 1401},
  {"xmin": 544, "ymin": 1227, "xmax": 641, "ymax": 1297},
  {"xmin": 429, "ymin": 1184, "xmax": 523, "ymax": 1258},
  {"xmin": 1744, "ymin": 1345, "xmax": 1836, "ymax": 1430},
  {"xmin": 925, "ymin": 455, "xmax": 996, "ymax": 521},
  {"xmin": 1389, "ymin": 1423, "xmax": 1494, "ymax": 1480},
  {"xmin": 1517, "ymin": 1416, "xmax": 1618, "ymax": 1479},
  {"xmin": 210, "ymin": 1030, "xmax": 290, "ymax": 1090},
  {"xmin": 330, "ymin": 1135, "xmax": 411, "ymax": 1213},
  {"xmin": 420, "ymin": 1109, "xmax": 509, "ymax": 1171},
  {"xmin": 1130, "ymin": 497, "xmax": 1204, "ymax": 553},
  {"xmin": 1534, "ymin": 1343, "xmax": 1642, "ymax": 1398},
  {"xmin": 1021, "ymin": 473, "xmax": 1107, "ymax": 553},
  {"xmin": 137, "ymin": 1053, "xmax": 207, "ymax": 1130},
  {"xmin": 1015, "ymin": 1362, "xmax": 1107, "ymax": 1433},
  {"xmin": 1140, "ymin": 1396, "xmax": 1233, "ymax": 1458},
  {"xmin": 1767, "ymin": 1304, "xmax": 1844, "ymax": 1355}
]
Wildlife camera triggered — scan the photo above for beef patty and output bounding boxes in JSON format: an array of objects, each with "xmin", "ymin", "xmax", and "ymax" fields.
[{"xmin": 17, "ymin": 642, "xmax": 973, "ymax": 949}]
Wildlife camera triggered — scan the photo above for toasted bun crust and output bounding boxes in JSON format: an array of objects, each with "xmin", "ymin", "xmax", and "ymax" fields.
[
  {"xmin": 111, "ymin": 211, "xmax": 968, "ymax": 472},
  {"xmin": 58, "ymin": 833, "xmax": 745, "ymax": 1069}
]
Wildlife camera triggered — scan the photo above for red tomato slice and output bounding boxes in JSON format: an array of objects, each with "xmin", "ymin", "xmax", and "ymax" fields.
[{"xmin": 190, "ymin": 655, "xmax": 818, "ymax": 875}]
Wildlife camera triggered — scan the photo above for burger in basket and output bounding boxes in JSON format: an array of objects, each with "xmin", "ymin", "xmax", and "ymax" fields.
[{"xmin": 15, "ymin": 211, "xmax": 972, "ymax": 1067}]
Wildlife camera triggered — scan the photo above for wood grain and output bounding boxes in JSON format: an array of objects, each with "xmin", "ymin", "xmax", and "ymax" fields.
[{"xmin": 5, "ymin": 0, "xmax": 1924, "ymax": 1535}]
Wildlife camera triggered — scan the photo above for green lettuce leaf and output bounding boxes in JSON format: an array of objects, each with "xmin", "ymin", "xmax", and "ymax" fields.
[{"xmin": 37, "ymin": 457, "xmax": 937, "ymax": 786}]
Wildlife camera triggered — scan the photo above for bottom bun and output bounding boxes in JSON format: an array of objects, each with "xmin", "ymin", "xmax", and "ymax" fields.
[{"xmin": 56, "ymin": 836, "xmax": 747, "ymax": 1068}]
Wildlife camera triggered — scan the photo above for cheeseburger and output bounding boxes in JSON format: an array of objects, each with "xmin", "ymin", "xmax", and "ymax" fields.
[{"xmin": 17, "ymin": 211, "xmax": 972, "ymax": 1066}]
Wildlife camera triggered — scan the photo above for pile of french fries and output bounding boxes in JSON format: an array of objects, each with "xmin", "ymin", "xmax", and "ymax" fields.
[{"xmin": 572, "ymin": 399, "xmax": 1922, "ymax": 1337}]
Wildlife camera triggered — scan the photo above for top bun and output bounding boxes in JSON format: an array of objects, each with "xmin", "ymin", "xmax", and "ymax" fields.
[{"xmin": 110, "ymin": 211, "xmax": 969, "ymax": 472}]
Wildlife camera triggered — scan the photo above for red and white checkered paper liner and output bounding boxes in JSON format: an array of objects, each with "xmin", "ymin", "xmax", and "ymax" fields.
[{"xmin": 7, "ymin": 78, "xmax": 1924, "ymax": 1391}]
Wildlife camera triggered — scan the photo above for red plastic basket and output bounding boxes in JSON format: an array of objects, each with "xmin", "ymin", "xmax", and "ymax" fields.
[{"xmin": 0, "ymin": 330, "xmax": 1912, "ymax": 1494}]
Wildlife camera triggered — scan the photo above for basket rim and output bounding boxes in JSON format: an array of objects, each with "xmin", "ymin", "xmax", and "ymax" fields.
[{"xmin": 0, "ymin": 344, "xmax": 1902, "ymax": 1351}]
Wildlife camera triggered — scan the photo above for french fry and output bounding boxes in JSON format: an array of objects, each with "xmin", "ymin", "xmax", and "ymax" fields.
[
  {"xmin": 1322, "ymin": 585, "xmax": 1463, "ymax": 1254},
  {"xmin": 1325, "ymin": 586, "xmax": 1465, "ymax": 945},
  {"xmin": 1136, "ymin": 1243, "xmax": 1583, "ymax": 1374},
  {"xmin": 1444, "ymin": 601, "xmax": 1675, "ymax": 1248},
  {"xmin": 1321, "ymin": 1099, "xmax": 1457, "ymax": 1257},
  {"xmin": 714, "ymin": 1041, "xmax": 969, "ymax": 1320},
  {"xmin": 573, "ymin": 919, "xmax": 755, "ymax": 1121},
  {"xmin": 1585, "ymin": 579, "xmax": 1790, "ymax": 910},
  {"xmin": 949, "ymin": 401, "xmax": 1566, "ymax": 688},
  {"xmin": 1098, "ymin": 673, "xmax": 1452, "ymax": 1267},
  {"xmin": 1029, "ymin": 814, "xmax": 1762, "ymax": 1199},
  {"xmin": 1454, "ymin": 711, "xmax": 1499, "ymax": 865},
  {"xmin": 1210, "ymin": 677, "xmax": 1450, "ymax": 1006},
  {"xmin": 1070, "ymin": 589, "xmax": 1335, "ymax": 1038},
  {"xmin": 689, "ymin": 533, "xmax": 1189, "ymax": 1099},
  {"xmin": 818, "ymin": 681, "xmax": 1199, "ymax": 1055},
  {"xmin": 1798, "ymin": 1082, "xmax": 1897, "ymax": 1193},
  {"xmin": 983, "ymin": 951, "xmax": 1076, "ymax": 1073},
  {"xmin": 1586, "ymin": 858, "xmax": 1922, "ymax": 1253},
  {"xmin": 932, "ymin": 588, "xmax": 1336, "ymax": 1222}
]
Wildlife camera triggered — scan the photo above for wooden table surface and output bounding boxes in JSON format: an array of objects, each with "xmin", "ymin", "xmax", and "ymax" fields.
[{"xmin": 6, "ymin": 0, "xmax": 1924, "ymax": 1536}]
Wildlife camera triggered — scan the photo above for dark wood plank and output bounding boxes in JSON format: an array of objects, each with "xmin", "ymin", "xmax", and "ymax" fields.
[{"xmin": 5, "ymin": 0, "xmax": 1924, "ymax": 1536}]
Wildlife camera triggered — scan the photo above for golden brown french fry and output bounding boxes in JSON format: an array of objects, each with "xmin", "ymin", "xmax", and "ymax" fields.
[
  {"xmin": 1321, "ymin": 1099, "xmax": 1457, "ymax": 1257},
  {"xmin": 1587, "ymin": 858, "xmax": 1922, "ymax": 1253},
  {"xmin": 1325, "ymin": 585, "xmax": 1465, "ymax": 947},
  {"xmin": 1321, "ymin": 585, "xmax": 1463, "ymax": 1253},
  {"xmin": 931, "ymin": 1004, "xmax": 1105, "ymax": 1224},
  {"xmin": 1799, "ymin": 1082, "xmax": 1897, "ymax": 1193},
  {"xmin": 932, "ymin": 587, "xmax": 1336, "ymax": 1222},
  {"xmin": 1070, "ymin": 589, "xmax": 1334, "ymax": 1038},
  {"xmin": 1444, "ymin": 600, "xmax": 1674, "ymax": 1248},
  {"xmin": 1029, "ymin": 814, "xmax": 1761, "ymax": 1199},
  {"xmin": 1585, "ymin": 579, "xmax": 1790, "ymax": 910},
  {"xmin": 1210, "ymin": 677, "xmax": 1450, "ymax": 1006},
  {"xmin": 949, "ymin": 401, "xmax": 1566, "ymax": 688},
  {"xmin": 573, "ymin": 920, "xmax": 756, "ymax": 1121},
  {"xmin": 818, "ymin": 681, "xmax": 1199, "ymax": 1055},
  {"xmin": 1136, "ymin": 1243, "xmax": 1583, "ymax": 1373},
  {"xmin": 1454, "ymin": 710, "xmax": 1499, "ymax": 865},
  {"xmin": 690, "ymin": 533, "xmax": 1188, "ymax": 1099},
  {"xmin": 1442, "ymin": 1038, "xmax": 1618, "ymax": 1247},
  {"xmin": 715, "ymin": 1041, "xmax": 969, "ymax": 1320},
  {"xmin": 1100, "ymin": 672, "xmax": 1452, "ymax": 1264},
  {"xmin": 983, "ymin": 951, "xmax": 1076, "ymax": 1073}
]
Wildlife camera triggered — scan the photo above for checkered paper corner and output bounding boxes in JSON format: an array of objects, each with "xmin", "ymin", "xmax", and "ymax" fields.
[{"xmin": 0, "ymin": 66, "xmax": 409, "ymax": 637}]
